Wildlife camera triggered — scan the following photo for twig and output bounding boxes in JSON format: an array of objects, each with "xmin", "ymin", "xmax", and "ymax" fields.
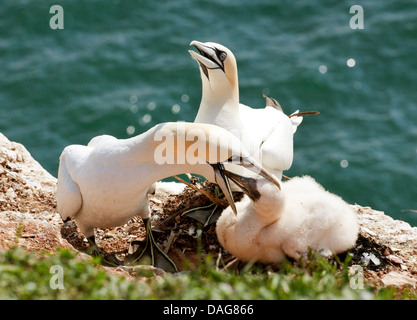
[
  {"xmin": 173, "ymin": 175, "xmax": 228, "ymax": 207},
  {"xmin": 165, "ymin": 230, "xmax": 177, "ymax": 253}
]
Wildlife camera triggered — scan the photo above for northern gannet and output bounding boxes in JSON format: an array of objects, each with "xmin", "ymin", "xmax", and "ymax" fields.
[
  {"xmin": 189, "ymin": 40, "xmax": 304, "ymax": 181},
  {"xmin": 57, "ymin": 122, "xmax": 281, "ymax": 271},
  {"xmin": 216, "ymin": 175, "xmax": 359, "ymax": 263}
]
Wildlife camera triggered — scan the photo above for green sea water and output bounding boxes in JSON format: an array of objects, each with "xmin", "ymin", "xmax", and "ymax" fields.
[{"xmin": 1, "ymin": 1, "xmax": 416, "ymax": 225}]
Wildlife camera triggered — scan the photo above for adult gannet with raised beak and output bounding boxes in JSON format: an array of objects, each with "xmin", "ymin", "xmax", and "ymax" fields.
[
  {"xmin": 216, "ymin": 174, "xmax": 359, "ymax": 263},
  {"xmin": 57, "ymin": 122, "xmax": 281, "ymax": 271},
  {"xmin": 189, "ymin": 41, "xmax": 304, "ymax": 180}
]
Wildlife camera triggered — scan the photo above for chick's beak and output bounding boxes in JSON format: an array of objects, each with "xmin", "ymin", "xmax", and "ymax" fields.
[
  {"xmin": 220, "ymin": 170, "xmax": 261, "ymax": 202},
  {"xmin": 226, "ymin": 155, "xmax": 281, "ymax": 191}
]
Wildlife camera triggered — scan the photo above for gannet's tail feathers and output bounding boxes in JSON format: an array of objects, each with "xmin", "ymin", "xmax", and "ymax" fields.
[
  {"xmin": 263, "ymin": 94, "xmax": 283, "ymax": 112},
  {"xmin": 57, "ymin": 151, "xmax": 82, "ymax": 222},
  {"xmin": 263, "ymin": 94, "xmax": 304, "ymax": 133}
]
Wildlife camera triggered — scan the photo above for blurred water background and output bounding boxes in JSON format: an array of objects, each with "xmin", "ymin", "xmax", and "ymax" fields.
[{"xmin": 1, "ymin": 1, "xmax": 416, "ymax": 225}]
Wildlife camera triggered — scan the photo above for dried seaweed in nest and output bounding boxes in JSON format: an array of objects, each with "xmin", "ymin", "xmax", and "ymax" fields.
[{"xmin": 145, "ymin": 180, "xmax": 243, "ymax": 270}]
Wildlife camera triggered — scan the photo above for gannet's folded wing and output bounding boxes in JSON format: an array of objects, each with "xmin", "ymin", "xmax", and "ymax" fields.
[
  {"xmin": 260, "ymin": 116, "xmax": 295, "ymax": 174},
  {"xmin": 238, "ymin": 105, "xmax": 295, "ymax": 175},
  {"xmin": 87, "ymin": 134, "xmax": 118, "ymax": 148}
]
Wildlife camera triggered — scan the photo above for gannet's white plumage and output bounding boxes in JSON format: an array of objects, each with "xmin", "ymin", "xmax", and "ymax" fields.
[
  {"xmin": 57, "ymin": 122, "xmax": 280, "ymax": 241},
  {"xmin": 189, "ymin": 41, "xmax": 303, "ymax": 180},
  {"xmin": 216, "ymin": 175, "xmax": 359, "ymax": 263}
]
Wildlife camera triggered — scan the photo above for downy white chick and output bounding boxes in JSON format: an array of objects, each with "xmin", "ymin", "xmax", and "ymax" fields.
[{"xmin": 216, "ymin": 175, "xmax": 359, "ymax": 263}]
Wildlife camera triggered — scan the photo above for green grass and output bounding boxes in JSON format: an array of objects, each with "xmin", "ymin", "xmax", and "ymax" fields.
[
  {"xmin": 151, "ymin": 253, "xmax": 398, "ymax": 300},
  {"xmin": 0, "ymin": 247, "xmax": 147, "ymax": 299},
  {"xmin": 0, "ymin": 247, "xmax": 409, "ymax": 300}
]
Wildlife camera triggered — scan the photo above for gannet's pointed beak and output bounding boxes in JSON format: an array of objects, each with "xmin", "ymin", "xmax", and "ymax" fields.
[
  {"xmin": 210, "ymin": 163, "xmax": 237, "ymax": 215},
  {"xmin": 226, "ymin": 155, "xmax": 281, "ymax": 191},
  {"xmin": 210, "ymin": 156, "xmax": 281, "ymax": 215},
  {"xmin": 188, "ymin": 40, "xmax": 226, "ymax": 77}
]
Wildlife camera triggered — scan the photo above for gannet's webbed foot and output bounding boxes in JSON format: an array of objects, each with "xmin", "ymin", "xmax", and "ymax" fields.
[
  {"xmin": 124, "ymin": 218, "xmax": 178, "ymax": 272},
  {"xmin": 87, "ymin": 236, "xmax": 100, "ymax": 256},
  {"xmin": 87, "ymin": 236, "xmax": 122, "ymax": 267}
]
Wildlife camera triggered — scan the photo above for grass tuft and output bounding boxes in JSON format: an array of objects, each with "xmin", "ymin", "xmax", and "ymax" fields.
[{"xmin": 0, "ymin": 247, "xmax": 410, "ymax": 299}]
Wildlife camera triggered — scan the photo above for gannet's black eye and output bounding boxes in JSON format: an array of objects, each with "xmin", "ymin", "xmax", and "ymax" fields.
[{"xmin": 218, "ymin": 51, "xmax": 227, "ymax": 62}]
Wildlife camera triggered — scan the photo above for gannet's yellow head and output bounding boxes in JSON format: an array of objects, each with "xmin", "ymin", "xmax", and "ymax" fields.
[{"xmin": 189, "ymin": 41, "xmax": 239, "ymax": 106}]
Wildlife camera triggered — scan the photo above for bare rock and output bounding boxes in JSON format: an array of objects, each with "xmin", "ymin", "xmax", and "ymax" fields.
[
  {"xmin": 0, "ymin": 133, "xmax": 56, "ymax": 194},
  {"xmin": 0, "ymin": 210, "xmax": 72, "ymax": 252},
  {"xmin": 0, "ymin": 132, "xmax": 58, "ymax": 215},
  {"xmin": 0, "ymin": 133, "xmax": 69, "ymax": 252},
  {"xmin": 354, "ymin": 205, "xmax": 417, "ymax": 270},
  {"xmin": 353, "ymin": 204, "xmax": 417, "ymax": 289},
  {"xmin": 381, "ymin": 271, "xmax": 417, "ymax": 288}
]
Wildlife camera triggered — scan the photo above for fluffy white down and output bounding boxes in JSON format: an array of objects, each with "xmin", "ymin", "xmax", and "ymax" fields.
[{"xmin": 216, "ymin": 176, "xmax": 359, "ymax": 263}]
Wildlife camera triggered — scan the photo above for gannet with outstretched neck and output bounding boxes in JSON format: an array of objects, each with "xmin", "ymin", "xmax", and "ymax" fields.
[
  {"xmin": 216, "ymin": 174, "xmax": 359, "ymax": 263},
  {"xmin": 189, "ymin": 41, "xmax": 303, "ymax": 181},
  {"xmin": 57, "ymin": 122, "xmax": 281, "ymax": 270}
]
